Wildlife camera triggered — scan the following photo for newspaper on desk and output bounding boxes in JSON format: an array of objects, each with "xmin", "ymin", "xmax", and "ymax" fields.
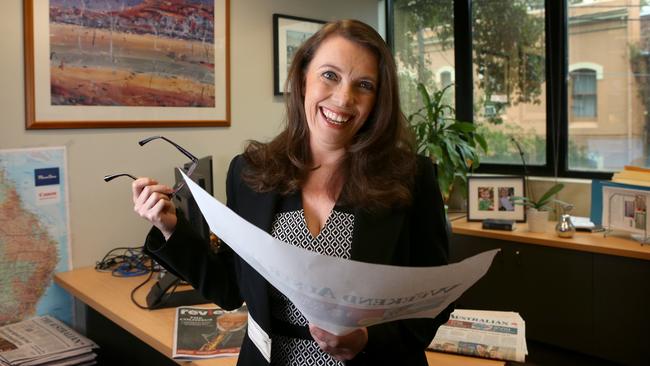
[
  {"xmin": 429, "ymin": 309, "xmax": 528, "ymax": 362},
  {"xmin": 180, "ymin": 171, "xmax": 499, "ymax": 335},
  {"xmin": 0, "ymin": 316, "xmax": 97, "ymax": 366}
]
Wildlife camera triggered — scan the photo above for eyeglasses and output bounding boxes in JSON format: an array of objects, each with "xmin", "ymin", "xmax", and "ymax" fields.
[{"xmin": 103, "ymin": 136, "xmax": 199, "ymax": 197}]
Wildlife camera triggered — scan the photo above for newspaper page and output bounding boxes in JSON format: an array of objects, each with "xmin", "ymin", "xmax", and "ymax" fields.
[
  {"xmin": 0, "ymin": 316, "xmax": 96, "ymax": 366},
  {"xmin": 172, "ymin": 306, "xmax": 247, "ymax": 359},
  {"xmin": 429, "ymin": 309, "xmax": 527, "ymax": 362},
  {"xmin": 180, "ymin": 171, "xmax": 499, "ymax": 335}
]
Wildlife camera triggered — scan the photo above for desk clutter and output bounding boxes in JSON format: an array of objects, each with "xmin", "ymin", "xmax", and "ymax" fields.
[
  {"xmin": 0, "ymin": 316, "xmax": 98, "ymax": 366},
  {"xmin": 94, "ymin": 245, "xmax": 208, "ymax": 310}
]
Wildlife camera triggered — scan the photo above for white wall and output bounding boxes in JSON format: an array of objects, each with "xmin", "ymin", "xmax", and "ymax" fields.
[{"xmin": 0, "ymin": 0, "xmax": 379, "ymax": 268}]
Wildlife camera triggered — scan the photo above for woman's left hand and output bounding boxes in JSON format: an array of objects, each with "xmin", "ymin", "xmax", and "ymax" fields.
[{"xmin": 308, "ymin": 324, "xmax": 368, "ymax": 361}]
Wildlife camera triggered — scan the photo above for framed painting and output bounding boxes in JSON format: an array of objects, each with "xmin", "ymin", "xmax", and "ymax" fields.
[
  {"xmin": 24, "ymin": 0, "xmax": 230, "ymax": 129},
  {"xmin": 467, "ymin": 176, "xmax": 526, "ymax": 222},
  {"xmin": 273, "ymin": 14, "xmax": 325, "ymax": 96}
]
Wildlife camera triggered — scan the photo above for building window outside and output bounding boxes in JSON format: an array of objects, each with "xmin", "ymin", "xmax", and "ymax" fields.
[
  {"xmin": 570, "ymin": 69, "xmax": 597, "ymax": 119},
  {"xmin": 439, "ymin": 70, "xmax": 453, "ymax": 88}
]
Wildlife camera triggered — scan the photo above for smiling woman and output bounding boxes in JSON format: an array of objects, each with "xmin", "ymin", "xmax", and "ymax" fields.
[{"xmin": 132, "ymin": 19, "xmax": 452, "ymax": 366}]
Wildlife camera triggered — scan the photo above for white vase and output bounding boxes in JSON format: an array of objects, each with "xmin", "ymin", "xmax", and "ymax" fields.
[{"xmin": 527, "ymin": 209, "xmax": 549, "ymax": 233}]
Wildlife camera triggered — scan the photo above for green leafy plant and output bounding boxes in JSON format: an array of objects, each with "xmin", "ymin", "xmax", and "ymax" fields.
[
  {"xmin": 408, "ymin": 83, "xmax": 488, "ymax": 201},
  {"xmin": 511, "ymin": 183, "xmax": 564, "ymax": 211}
]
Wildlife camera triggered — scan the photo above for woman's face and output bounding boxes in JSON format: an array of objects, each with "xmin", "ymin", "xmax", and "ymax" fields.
[{"xmin": 303, "ymin": 35, "xmax": 378, "ymax": 152}]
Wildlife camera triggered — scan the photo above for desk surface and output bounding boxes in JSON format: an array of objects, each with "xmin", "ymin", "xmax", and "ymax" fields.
[
  {"xmin": 54, "ymin": 267, "xmax": 503, "ymax": 366},
  {"xmin": 451, "ymin": 216, "xmax": 650, "ymax": 261}
]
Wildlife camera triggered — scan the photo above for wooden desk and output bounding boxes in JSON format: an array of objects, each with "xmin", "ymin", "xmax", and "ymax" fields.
[{"xmin": 54, "ymin": 267, "xmax": 504, "ymax": 366}]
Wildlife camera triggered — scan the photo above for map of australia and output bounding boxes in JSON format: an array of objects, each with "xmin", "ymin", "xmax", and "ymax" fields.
[{"xmin": 0, "ymin": 147, "xmax": 71, "ymax": 326}]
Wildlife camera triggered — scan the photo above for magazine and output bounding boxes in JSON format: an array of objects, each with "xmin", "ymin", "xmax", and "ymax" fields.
[
  {"xmin": 429, "ymin": 309, "xmax": 528, "ymax": 363},
  {"xmin": 172, "ymin": 306, "xmax": 247, "ymax": 360}
]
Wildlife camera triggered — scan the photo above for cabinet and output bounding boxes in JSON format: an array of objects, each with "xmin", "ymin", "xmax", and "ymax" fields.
[{"xmin": 451, "ymin": 232, "xmax": 649, "ymax": 365}]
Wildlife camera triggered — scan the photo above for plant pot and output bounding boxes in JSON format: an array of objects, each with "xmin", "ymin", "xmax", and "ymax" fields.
[{"xmin": 527, "ymin": 209, "xmax": 549, "ymax": 233}]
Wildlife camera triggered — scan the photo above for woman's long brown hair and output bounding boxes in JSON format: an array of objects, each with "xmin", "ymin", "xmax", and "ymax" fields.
[{"xmin": 242, "ymin": 19, "xmax": 416, "ymax": 209}]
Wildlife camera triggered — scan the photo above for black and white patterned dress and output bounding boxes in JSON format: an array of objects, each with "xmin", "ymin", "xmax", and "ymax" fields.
[{"xmin": 269, "ymin": 204, "xmax": 354, "ymax": 366}]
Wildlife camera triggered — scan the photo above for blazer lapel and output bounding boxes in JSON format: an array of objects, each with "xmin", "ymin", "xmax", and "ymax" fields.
[
  {"xmin": 349, "ymin": 207, "xmax": 405, "ymax": 264},
  {"xmin": 235, "ymin": 189, "xmax": 279, "ymax": 333}
]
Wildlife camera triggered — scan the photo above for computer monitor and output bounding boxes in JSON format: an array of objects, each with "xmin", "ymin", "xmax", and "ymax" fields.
[
  {"xmin": 173, "ymin": 155, "xmax": 213, "ymax": 241},
  {"xmin": 145, "ymin": 156, "xmax": 213, "ymax": 309}
]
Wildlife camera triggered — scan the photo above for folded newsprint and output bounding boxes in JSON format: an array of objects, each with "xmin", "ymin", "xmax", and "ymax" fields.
[
  {"xmin": 0, "ymin": 316, "xmax": 97, "ymax": 366},
  {"xmin": 172, "ymin": 306, "xmax": 247, "ymax": 360},
  {"xmin": 180, "ymin": 171, "xmax": 500, "ymax": 336},
  {"xmin": 429, "ymin": 309, "xmax": 528, "ymax": 362}
]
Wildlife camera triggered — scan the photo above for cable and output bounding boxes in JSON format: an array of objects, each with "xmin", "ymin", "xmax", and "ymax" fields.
[
  {"xmin": 130, "ymin": 268, "xmax": 155, "ymax": 310},
  {"xmin": 95, "ymin": 245, "xmax": 168, "ymax": 309}
]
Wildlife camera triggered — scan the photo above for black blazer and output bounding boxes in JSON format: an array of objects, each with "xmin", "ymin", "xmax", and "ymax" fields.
[{"xmin": 145, "ymin": 154, "xmax": 452, "ymax": 366}]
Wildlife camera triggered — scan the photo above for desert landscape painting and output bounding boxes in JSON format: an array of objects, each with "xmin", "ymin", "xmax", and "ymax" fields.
[{"xmin": 49, "ymin": 0, "xmax": 215, "ymax": 107}]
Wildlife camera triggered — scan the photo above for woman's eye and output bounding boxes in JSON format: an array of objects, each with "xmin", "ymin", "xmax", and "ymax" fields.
[
  {"xmin": 322, "ymin": 71, "xmax": 337, "ymax": 81},
  {"xmin": 359, "ymin": 81, "xmax": 375, "ymax": 91}
]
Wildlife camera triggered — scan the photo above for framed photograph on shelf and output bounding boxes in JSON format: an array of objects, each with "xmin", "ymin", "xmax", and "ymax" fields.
[
  {"xmin": 602, "ymin": 185, "xmax": 650, "ymax": 237},
  {"xmin": 467, "ymin": 176, "xmax": 526, "ymax": 222},
  {"xmin": 273, "ymin": 14, "xmax": 325, "ymax": 95},
  {"xmin": 24, "ymin": 0, "xmax": 230, "ymax": 129}
]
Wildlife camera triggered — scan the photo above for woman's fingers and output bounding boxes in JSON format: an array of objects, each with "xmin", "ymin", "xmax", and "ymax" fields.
[
  {"xmin": 131, "ymin": 177, "xmax": 178, "ymax": 238},
  {"xmin": 309, "ymin": 324, "xmax": 367, "ymax": 361},
  {"xmin": 132, "ymin": 177, "xmax": 156, "ymax": 203}
]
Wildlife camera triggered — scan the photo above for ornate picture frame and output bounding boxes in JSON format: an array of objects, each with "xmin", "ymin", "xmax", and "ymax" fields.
[{"xmin": 24, "ymin": 0, "xmax": 230, "ymax": 129}]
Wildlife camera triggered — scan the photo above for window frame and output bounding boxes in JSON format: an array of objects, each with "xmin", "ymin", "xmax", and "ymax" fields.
[{"xmin": 386, "ymin": 0, "xmax": 613, "ymax": 180}]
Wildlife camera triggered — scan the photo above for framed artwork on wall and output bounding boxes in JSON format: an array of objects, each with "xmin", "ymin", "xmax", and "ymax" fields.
[
  {"xmin": 467, "ymin": 176, "xmax": 526, "ymax": 222},
  {"xmin": 273, "ymin": 14, "xmax": 325, "ymax": 96},
  {"xmin": 24, "ymin": 0, "xmax": 230, "ymax": 129}
]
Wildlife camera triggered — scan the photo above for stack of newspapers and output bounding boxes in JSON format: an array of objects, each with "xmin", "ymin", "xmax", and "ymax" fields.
[
  {"xmin": 429, "ymin": 309, "xmax": 528, "ymax": 362},
  {"xmin": 0, "ymin": 316, "xmax": 97, "ymax": 366}
]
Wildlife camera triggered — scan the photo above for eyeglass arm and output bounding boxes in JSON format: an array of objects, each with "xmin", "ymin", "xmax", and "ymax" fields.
[
  {"xmin": 103, "ymin": 173, "xmax": 137, "ymax": 182},
  {"xmin": 138, "ymin": 136, "xmax": 199, "ymax": 163}
]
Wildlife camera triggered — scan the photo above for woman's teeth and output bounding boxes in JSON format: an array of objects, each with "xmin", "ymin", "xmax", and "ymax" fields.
[{"xmin": 322, "ymin": 108, "xmax": 350, "ymax": 125}]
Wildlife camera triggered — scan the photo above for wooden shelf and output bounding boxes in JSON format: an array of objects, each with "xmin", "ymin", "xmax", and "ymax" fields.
[{"xmin": 451, "ymin": 218, "xmax": 650, "ymax": 261}]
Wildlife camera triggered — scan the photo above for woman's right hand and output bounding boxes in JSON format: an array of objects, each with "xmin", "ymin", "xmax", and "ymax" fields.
[{"xmin": 132, "ymin": 178, "xmax": 177, "ymax": 240}]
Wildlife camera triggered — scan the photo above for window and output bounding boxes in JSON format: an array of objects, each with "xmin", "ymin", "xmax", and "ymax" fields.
[
  {"xmin": 438, "ymin": 68, "xmax": 454, "ymax": 88},
  {"xmin": 392, "ymin": 0, "xmax": 455, "ymax": 115},
  {"xmin": 570, "ymin": 68, "xmax": 597, "ymax": 119},
  {"xmin": 472, "ymin": 0, "xmax": 546, "ymax": 166},
  {"xmin": 388, "ymin": 0, "xmax": 649, "ymax": 178},
  {"xmin": 567, "ymin": 1, "xmax": 647, "ymax": 172}
]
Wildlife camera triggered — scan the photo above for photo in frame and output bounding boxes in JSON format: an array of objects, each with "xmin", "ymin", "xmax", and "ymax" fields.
[
  {"xmin": 467, "ymin": 176, "xmax": 526, "ymax": 222},
  {"xmin": 24, "ymin": 0, "xmax": 230, "ymax": 129},
  {"xmin": 602, "ymin": 185, "xmax": 650, "ymax": 236},
  {"xmin": 273, "ymin": 14, "xmax": 326, "ymax": 96}
]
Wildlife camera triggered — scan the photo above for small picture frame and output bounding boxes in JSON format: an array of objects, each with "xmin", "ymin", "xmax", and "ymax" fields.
[
  {"xmin": 602, "ymin": 185, "xmax": 650, "ymax": 236},
  {"xmin": 467, "ymin": 176, "xmax": 526, "ymax": 222},
  {"xmin": 273, "ymin": 14, "xmax": 326, "ymax": 95}
]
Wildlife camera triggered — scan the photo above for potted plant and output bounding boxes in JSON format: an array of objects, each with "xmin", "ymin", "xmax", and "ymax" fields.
[
  {"xmin": 408, "ymin": 83, "xmax": 488, "ymax": 203},
  {"xmin": 512, "ymin": 183, "xmax": 564, "ymax": 233}
]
